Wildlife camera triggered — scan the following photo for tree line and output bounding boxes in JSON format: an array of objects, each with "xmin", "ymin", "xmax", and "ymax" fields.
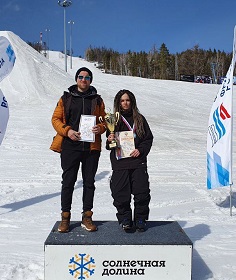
[
  {"xmin": 27, "ymin": 40, "xmax": 233, "ymax": 82},
  {"xmin": 85, "ymin": 44, "xmax": 233, "ymax": 82}
]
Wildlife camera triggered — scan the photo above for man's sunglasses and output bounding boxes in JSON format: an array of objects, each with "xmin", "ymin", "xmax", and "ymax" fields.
[{"xmin": 78, "ymin": 75, "xmax": 91, "ymax": 81}]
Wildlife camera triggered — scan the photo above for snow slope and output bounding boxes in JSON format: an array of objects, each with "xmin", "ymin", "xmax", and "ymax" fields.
[{"xmin": 0, "ymin": 31, "xmax": 236, "ymax": 280}]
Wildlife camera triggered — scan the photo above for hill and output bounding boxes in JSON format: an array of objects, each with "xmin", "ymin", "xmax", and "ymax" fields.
[{"xmin": 0, "ymin": 31, "xmax": 236, "ymax": 280}]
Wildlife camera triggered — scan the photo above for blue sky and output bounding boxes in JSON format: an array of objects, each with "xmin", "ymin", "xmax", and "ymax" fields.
[{"xmin": 1, "ymin": 0, "xmax": 236, "ymax": 57}]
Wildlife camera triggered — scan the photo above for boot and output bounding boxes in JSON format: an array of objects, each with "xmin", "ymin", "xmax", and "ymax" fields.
[
  {"xmin": 121, "ymin": 219, "xmax": 133, "ymax": 231},
  {"xmin": 135, "ymin": 219, "xmax": 146, "ymax": 232},
  {"xmin": 58, "ymin": 211, "xmax": 70, "ymax": 233},
  {"xmin": 81, "ymin": 210, "xmax": 97, "ymax": 232}
]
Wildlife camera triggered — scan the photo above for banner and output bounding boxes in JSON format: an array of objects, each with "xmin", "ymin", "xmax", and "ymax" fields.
[
  {"xmin": 0, "ymin": 36, "xmax": 16, "ymax": 82},
  {"xmin": 207, "ymin": 27, "xmax": 236, "ymax": 189},
  {"xmin": 0, "ymin": 89, "xmax": 9, "ymax": 145},
  {"xmin": 0, "ymin": 36, "xmax": 16, "ymax": 145}
]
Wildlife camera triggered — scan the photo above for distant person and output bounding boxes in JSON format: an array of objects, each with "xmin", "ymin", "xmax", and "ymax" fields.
[
  {"xmin": 50, "ymin": 67, "xmax": 106, "ymax": 233},
  {"xmin": 106, "ymin": 89, "xmax": 153, "ymax": 232}
]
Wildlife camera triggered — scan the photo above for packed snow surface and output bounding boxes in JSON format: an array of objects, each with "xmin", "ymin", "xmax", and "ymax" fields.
[{"xmin": 0, "ymin": 31, "xmax": 236, "ymax": 280}]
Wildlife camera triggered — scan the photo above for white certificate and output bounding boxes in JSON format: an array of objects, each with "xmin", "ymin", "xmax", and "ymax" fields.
[
  {"xmin": 115, "ymin": 131, "xmax": 135, "ymax": 159},
  {"xmin": 79, "ymin": 115, "xmax": 96, "ymax": 142}
]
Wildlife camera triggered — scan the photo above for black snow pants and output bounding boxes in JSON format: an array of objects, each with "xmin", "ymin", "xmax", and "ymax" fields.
[
  {"xmin": 60, "ymin": 149, "xmax": 100, "ymax": 212},
  {"xmin": 110, "ymin": 167, "xmax": 151, "ymax": 223}
]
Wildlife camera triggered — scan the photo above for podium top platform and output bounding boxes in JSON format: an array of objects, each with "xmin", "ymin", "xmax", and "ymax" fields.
[{"xmin": 44, "ymin": 221, "xmax": 193, "ymax": 246}]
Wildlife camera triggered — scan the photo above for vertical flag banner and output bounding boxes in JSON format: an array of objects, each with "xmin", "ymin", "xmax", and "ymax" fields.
[
  {"xmin": 0, "ymin": 36, "xmax": 16, "ymax": 145},
  {"xmin": 207, "ymin": 27, "xmax": 236, "ymax": 189},
  {"xmin": 0, "ymin": 36, "xmax": 16, "ymax": 82},
  {"xmin": 0, "ymin": 89, "xmax": 9, "ymax": 145}
]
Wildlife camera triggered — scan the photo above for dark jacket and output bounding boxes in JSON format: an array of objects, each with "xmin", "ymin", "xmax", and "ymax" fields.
[
  {"xmin": 107, "ymin": 111, "xmax": 153, "ymax": 170},
  {"xmin": 50, "ymin": 85, "xmax": 106, "ymax": 152}
]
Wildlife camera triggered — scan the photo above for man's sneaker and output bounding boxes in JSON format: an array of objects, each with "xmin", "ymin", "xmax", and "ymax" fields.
[
  {"xmin": 135, "ymin": 219, "xmax": 146, "ymax": 232},
  {"xmin": 121, "ymin": 219, "xmax": 133, "ymax": 231},
  {"xmin": 81, "ymin": 211, "xmax": 97, "ymax": 232},
  {"xmin": 58, "ymin": 212, "xmax": 71, "ymax": 233}
]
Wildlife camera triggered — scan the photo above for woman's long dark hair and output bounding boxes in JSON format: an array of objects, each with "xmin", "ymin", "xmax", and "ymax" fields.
[{"xmin": 114, "ymin": 89, "xmax": 145, "ymax": 138}]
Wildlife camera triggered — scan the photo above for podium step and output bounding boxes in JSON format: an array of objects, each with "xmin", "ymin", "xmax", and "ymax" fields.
[{"xmin": 45, "ymin": 221, "xmax": 192, "ymax": 280}]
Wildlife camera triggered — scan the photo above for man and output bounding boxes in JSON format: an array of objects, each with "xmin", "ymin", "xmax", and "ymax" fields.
[{"xmin": 50, "ymin": 67, "xmax": 106, "ymax": 233}]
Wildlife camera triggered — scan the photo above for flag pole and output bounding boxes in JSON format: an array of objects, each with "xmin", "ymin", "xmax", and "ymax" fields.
[
  {"xmin": 230, "ymin": 26, "xmax": 236, "ymax": 216},
  {"xmin": 206, "ymin": 26, "xmax": 236, "ymax": 215},
  {"xmin": 230, "ymin": 185, "xmax": 232, "ymax": 216}
]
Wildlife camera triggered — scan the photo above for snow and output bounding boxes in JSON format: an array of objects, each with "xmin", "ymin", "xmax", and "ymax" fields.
[{"xmin": 0, "ymin": 31, "xmax": 236, "ymax": 280}]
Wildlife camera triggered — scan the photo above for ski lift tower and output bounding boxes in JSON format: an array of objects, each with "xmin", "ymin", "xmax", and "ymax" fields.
[{"xmin": 211, "ymin": 62, "xmax": 218, "ymax": 84}]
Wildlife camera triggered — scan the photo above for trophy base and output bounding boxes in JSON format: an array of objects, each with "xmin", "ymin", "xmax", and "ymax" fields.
[{"xmin": 109, "ymin": 142, "xmax": 117, "ymax": 149}]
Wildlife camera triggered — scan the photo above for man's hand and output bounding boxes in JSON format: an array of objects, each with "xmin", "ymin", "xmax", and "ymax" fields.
[
  {"xmin": 68, "ymin": 129, "xmax": 81, "ymax": 141},
  {"xmin": 92, "ymin": 125, "xmax": 101, "ymax": 135}
]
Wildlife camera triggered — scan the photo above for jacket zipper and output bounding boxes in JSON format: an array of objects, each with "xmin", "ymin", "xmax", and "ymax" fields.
[{"xmin": 82, "ymin": 97, "xmax": 85, "ymax": 151}]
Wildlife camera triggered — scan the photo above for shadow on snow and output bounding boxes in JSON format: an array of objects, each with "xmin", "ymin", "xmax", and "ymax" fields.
[{"xmin": 0, "ymin": 171, "xmax": 110, "ymax": 213}]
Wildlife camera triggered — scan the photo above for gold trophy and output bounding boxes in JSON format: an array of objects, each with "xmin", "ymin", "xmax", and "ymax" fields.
[{"xmin": 99, "ymin": 111, "xmax": 120, "ymax": 149}]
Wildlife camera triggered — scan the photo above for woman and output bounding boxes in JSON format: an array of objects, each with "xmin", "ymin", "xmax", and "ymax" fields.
[{"xmin": 106, "ymin": 89, "xmax": 153, "ymax": 232}]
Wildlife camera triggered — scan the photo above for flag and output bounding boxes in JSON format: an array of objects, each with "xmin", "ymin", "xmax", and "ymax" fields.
[
  {"xmin": 207, "ymin": 27, "xmax": 236, "ymax": 189},
  {"xmin": 0, "ymin": 36, "xmax": 16, "ymax": 145},
  {"xmin": 0, "ymin": 89, "xmax": 9, "ymax": 145},
  {"xmin": 0, "ymin": 36, "xmax": 16, "ymax": 82}
]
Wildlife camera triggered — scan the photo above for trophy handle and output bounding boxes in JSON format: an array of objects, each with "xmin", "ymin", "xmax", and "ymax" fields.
[
  {"xmin": 99, "ymin": 116, "xmax": 103, "ymax": 123},
  {"xmin": 115, "ymin": 112, "xmax": 120, "ymax": 125}
]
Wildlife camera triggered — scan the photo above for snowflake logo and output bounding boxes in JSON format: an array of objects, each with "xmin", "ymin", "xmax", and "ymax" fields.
[
  {"xmin": 68, "ymin": 253, "xmax": 96, "ymax": 280},
  {"xmin": 6, "ymin": 44, "xmax": 16, "ymax": 64}
]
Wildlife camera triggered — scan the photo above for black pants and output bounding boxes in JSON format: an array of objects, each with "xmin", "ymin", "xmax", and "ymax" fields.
[
  {"xmin": 110, "ymin": 168, "xmax": 151, "ymax": 223},
  {"xmin": 60, "ymin": 149, "xmax": 100, "ymax": 212}
]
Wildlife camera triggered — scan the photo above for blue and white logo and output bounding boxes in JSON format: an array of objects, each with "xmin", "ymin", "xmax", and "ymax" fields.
[{"xmin": 68, "ymin": 253, "xmax": 96, "ymax": 280}]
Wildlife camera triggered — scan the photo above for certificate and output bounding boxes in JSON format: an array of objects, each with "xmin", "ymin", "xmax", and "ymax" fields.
[
  {"xmin": 115, "ymin": 131, "xmax": 135, "ymax": 159},
  {"xmin": 79, "ymin": 115, "xmax": 96, "ymax": 142}
]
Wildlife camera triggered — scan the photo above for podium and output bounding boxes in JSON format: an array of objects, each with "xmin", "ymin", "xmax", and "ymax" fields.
[{"xmin": 44, "ymin": 221, "xmax": 192, "ymax": 280}]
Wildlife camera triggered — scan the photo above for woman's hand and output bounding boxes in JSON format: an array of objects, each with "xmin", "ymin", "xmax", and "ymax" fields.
[
  {"xmin": 107, "ymin": 133, "xmax": 115, "ymax": 142},
  {"xmin": 130, "ymin": 149, "xmax": 140, "ymax": 157}
]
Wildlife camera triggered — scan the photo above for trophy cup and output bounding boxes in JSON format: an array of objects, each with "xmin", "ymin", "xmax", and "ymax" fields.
[{"xmin": 99, "ymin": 111, "xmax": 120, "ymax": 149}]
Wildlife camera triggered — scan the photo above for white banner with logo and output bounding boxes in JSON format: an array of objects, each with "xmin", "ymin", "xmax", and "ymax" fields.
[
  {"xmin": 45, "ymin": 244, "xmax": 192, "ymax": 280},
  {"xmin": 207, "ymin": 27, "xmax": 236, "ymax": 189},
  {"xmin": 0, "ymin": 36, "xmax": 16, "ymax": 145},
  {"xmin": 0, "ymin": 36, "xmax": 16, "ymax": 82},
  {"xmin": 0, "ymin": 89, "xmax": 9, "ymax": 145}
]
